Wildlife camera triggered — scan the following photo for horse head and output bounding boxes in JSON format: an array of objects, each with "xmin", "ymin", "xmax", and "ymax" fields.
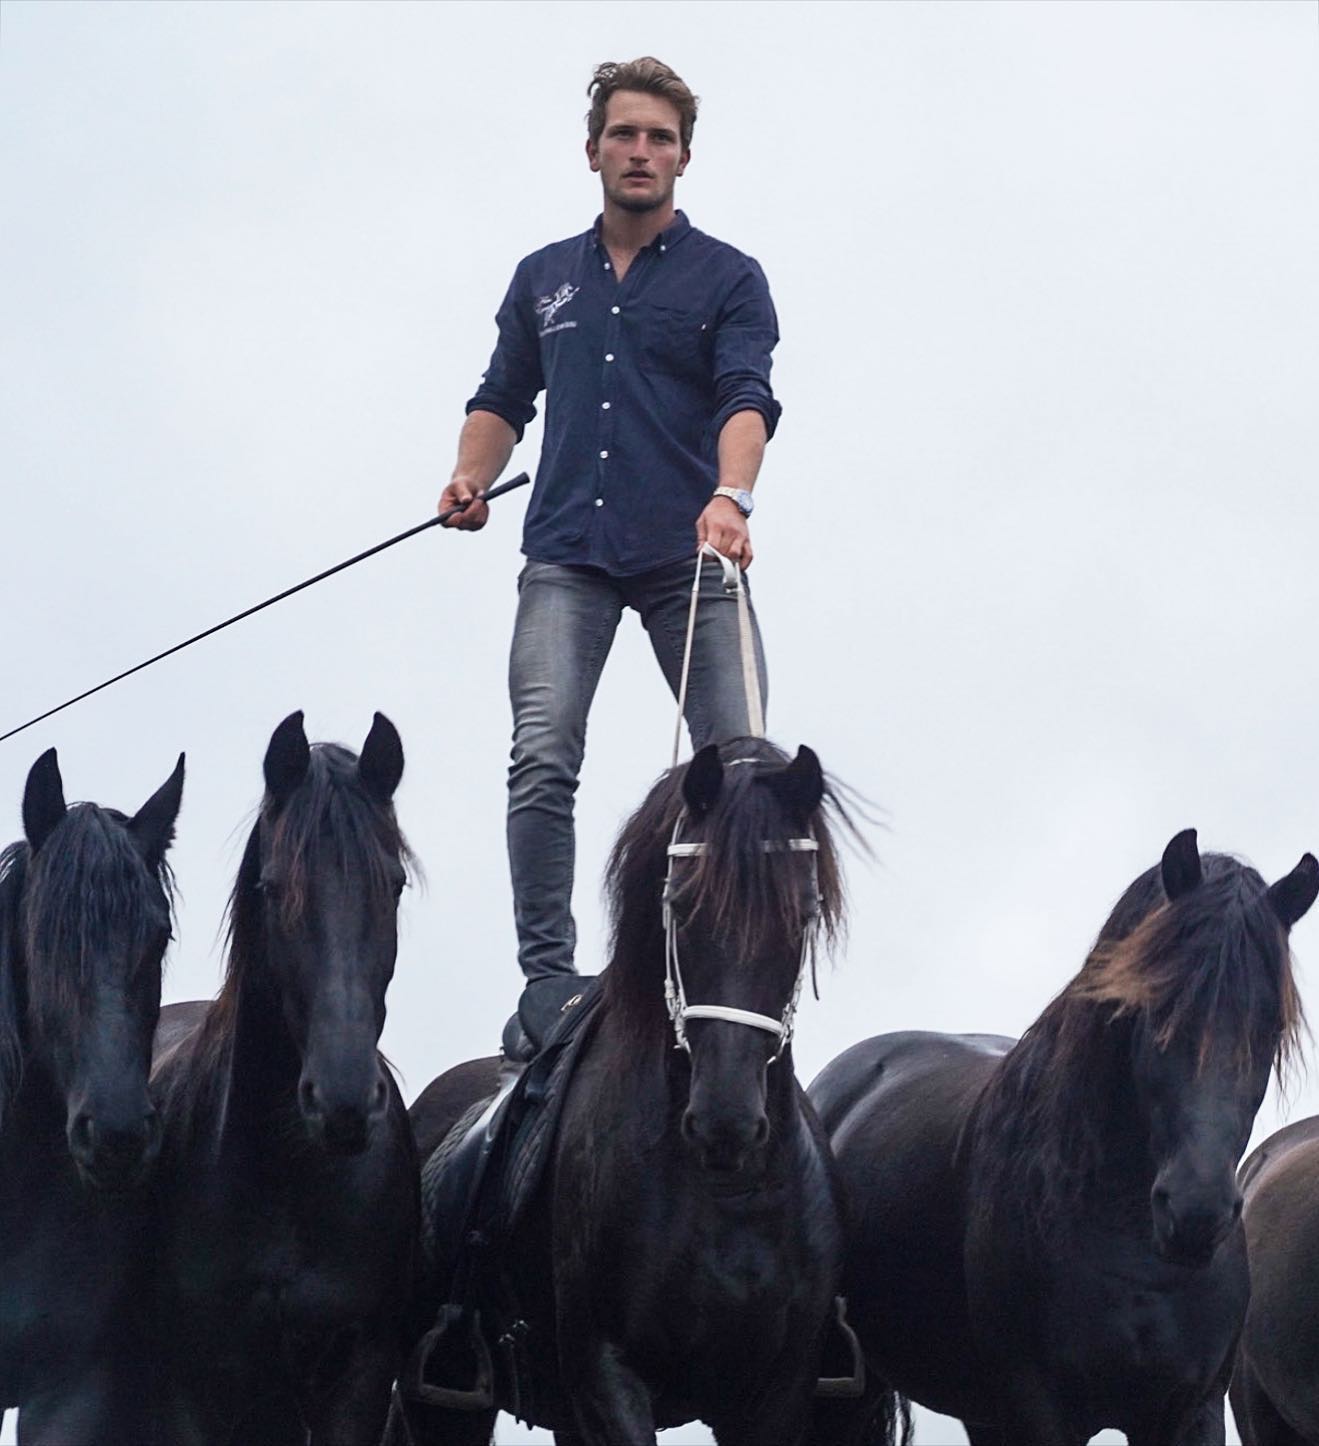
[
  {"xmin": 2, "ymin": 748, "xmax": 183, "ymax": 1187},
  {"xmin": 243, "ymin": 711, "xmax": 408, "ymax": 1156},
  {"xmin": 607, "ymin": 737, "xmax": 847, "ymax": 1176},
  {"xmin": 1099, "ymin": 830, "xmax": 1317, "ymax": 1265}
]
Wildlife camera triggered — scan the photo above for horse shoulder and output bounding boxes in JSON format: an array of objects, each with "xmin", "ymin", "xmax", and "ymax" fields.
[
  {"xmin": 1238, "ymin": 1121, "xmax": 1319, "ymax": 1431},
  {"xmin": 812, "ymin": 1032, "xmax": 1007, "ymax": 1420}
]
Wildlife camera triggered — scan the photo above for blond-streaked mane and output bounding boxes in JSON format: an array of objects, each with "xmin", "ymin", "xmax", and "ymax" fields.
[{"xmin": 971, "ymin": 853, "xmax": 1303, "ymax": 1233}]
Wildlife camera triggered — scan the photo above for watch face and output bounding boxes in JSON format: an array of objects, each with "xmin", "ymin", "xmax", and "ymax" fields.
[{"xmin": 737, "ymin": 490, "xmax": 754, "ymax": 516}]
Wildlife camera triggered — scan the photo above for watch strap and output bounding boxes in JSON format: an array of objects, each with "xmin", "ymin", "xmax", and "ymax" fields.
[{"xmin": 712, "ymin": 486, "xmax": 754, "ymax": 516}]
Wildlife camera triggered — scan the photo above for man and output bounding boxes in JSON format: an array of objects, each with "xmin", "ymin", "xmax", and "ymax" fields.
[{"xmin": 440, "ymin": 57, "xmax": 781, "ymax": 1050}]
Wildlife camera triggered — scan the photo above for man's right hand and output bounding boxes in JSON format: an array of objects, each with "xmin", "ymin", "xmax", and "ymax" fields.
[{"xmin": 439, "ymin": 476, "xmax": 491, "ymax": 530}]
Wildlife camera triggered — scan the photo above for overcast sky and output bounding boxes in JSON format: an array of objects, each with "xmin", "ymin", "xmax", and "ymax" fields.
[{"xmin": 3, "ymin": 3, "xmax": 1317, "ymax": 1442}]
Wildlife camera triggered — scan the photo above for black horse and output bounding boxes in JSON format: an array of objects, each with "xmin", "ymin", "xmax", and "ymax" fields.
[
  {"xmin": 392, "ymin": 737, "xmax": 859, "ymax": 1446},
  {"xmin": 0, "ymin": 747, "xmax": 183, "ymax": 1442},
  {"xmin": 144, "ymin": 711, "xmax": 418, "ymax": 1444},
  {"xmin": 1230, "ymin": 1115, "xmax": 1319, "ymax": 1444},
  {"xmin": 808, "ymin": 830, "xmax": 1317, "ymax": 1446}
]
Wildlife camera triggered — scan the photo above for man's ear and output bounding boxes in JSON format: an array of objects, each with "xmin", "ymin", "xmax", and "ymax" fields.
[
  {"xmin": 586, "ymin": 137, "xmax": 600, "ymax": 172},
  {"xmin": 677, "ymin": 149, "xmax": 690, "ymax": 176}
]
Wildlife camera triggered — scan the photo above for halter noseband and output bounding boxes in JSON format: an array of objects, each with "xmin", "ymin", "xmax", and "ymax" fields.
[{"xmin": 662, "ymin": 807, "xmax": 820, "ymax": 1067}]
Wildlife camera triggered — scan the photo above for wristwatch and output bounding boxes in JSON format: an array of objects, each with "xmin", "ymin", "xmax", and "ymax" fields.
[{"xmin": 712, "ymin": 487, "xmax": 754, "ymax": 517}]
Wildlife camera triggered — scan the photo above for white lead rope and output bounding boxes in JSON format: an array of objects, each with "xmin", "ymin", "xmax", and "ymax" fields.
[{"xmin": 671, "ymin": 544, "xmax": 765, "ymax": 769}]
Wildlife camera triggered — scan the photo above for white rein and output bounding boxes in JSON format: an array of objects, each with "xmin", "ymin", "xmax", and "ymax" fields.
[
  {"xmin": 663, "ymin": 547, "xmax": 816, "ymax": 1063},
  {"xmin": 672, "ymin": 543, "xmax": 765, "ymax": 769}
]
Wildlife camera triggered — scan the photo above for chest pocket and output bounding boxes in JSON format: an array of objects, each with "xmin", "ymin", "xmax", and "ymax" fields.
[{"xmin": 641, "ymin": 305, "xmax": 711, "ymax": 378}]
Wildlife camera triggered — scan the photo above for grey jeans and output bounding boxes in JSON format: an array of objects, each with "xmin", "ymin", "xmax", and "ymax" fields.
[{"xmin": 507, "ymin": 555, "xmax": 769, "ymax": 982}]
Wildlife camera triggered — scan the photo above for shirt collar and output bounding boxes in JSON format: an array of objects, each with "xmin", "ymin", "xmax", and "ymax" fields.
[{"xmin": 590, "ymin": 210, "xmax": 692, "ymax": 255}]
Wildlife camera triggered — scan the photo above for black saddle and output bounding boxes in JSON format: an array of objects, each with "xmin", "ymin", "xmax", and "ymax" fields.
[
  {"xmin": 501, "ymin": 974, "xmax": 594, "ymax": 1062},
  {"xmin": 405, "ymin": 979, "xmax": 602, "ymax": 1416}
]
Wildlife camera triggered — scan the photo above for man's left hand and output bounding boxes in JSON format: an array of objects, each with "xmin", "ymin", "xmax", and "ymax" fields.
[{"xmin": 697, "ymin": 497, "xmax": 753, "ymax": 570}]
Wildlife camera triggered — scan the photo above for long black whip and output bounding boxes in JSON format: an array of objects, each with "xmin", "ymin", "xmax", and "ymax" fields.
[{"xmin": 0, "ymin": 472, "xmax": 531, "ymax": 746}]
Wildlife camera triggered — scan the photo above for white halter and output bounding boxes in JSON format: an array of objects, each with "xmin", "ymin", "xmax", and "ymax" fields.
[{"xmin": 661, "ymin": 802, "xmax": 820, "ymax": 1066}]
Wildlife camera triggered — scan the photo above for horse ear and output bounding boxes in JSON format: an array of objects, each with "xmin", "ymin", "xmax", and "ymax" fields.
[
  {"xmin": 358, "ymin": 712, "xmax": 404, "ymax": 803},
  {"xmin": 1268, "ymin": 854, "xmax": 1319, "ymax": 930},
  {"xmin": 682, "ymin": 745, "xmax": 723, "ymax": 817},
  {"xmin": 129, "ymin": 753, "xmax": 185, "ymax": 867},
  {"xmin": 263, "ymin": 711, "xmax": 311, "ymax": 802},
  {"xmin": 22, "ymin": 748, "xmax": 67, "ymax": 854},
  {"xmin": 763, "ymin": 746, "xmax": 825, "ymax": 825},
  {"xmin": 1161, "ymin": 828, "xmax": 1202, "ymax": 901}
]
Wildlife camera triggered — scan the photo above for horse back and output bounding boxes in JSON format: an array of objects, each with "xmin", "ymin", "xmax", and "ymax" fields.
[
  {"xmin": 1236, "ymin": 1117, "xmax": 1319, "ymax": 1437},
  {"xmin": 409, "ymin": 1055, "xmax": 501, "ymax": 1162},
  {"xmin": 151, "ymin": 999, "xmax": 210, "ymax": 1073},
  {"xmin": 809, "ymin": 1030, "xmax": 1012, "ymax": 1419}
]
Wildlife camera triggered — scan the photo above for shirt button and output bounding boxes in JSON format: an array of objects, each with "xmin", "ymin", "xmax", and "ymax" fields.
[
  {"xmin": 611, "ymin": 305, "xmax": 620, "ymax": 315},
  {"xmin": 601, "ymin": 401, "xmax": 611, "ymax": 410},
  {"xmin": 605, "ymin": 353, "xmax": 614, "ymax": 362},
  {"xmin": 599, "ymin": 450, "xmax": 609, "ymax": 459},
  {"xmin": 595, "ymin": 498, "xmax": 604, "ymax": 507},
  {"xmin": 660, "ymin": 244, "xmax": 666, "ymax": 252},
  {"xmin": 604, "ymin": 262, "xmax": 611, "ymax": 271}
]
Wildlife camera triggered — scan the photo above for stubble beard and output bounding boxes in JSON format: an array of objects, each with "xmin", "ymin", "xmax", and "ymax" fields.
[{"xmin": 605, "ymin": 177, "xmax": 674, "ymax": 214}]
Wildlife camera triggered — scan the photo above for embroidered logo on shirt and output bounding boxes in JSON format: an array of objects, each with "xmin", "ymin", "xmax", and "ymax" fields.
[{"xmin": 535, "ymin": 282, "xmax": 580, "ymax": 334}]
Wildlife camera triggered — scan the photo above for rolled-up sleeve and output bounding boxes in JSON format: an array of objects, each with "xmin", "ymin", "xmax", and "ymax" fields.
[
  {"xmin": 465, "ymin": 266, "xmax": 543, "ymax": 441},
  {"xmin": 709, "ymin": 259, "xmax": 783, "ymax": 442}
]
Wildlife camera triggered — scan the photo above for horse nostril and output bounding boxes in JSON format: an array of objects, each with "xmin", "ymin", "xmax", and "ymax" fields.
[
  {"xmin": 300, "ymin": 1079, "xmax": 321, "ymax": 1117},
  {"xmin": 752, "ymin": 1116, "xmax": 769, "ymax": 1148},
  {"xmin": 1232, "ymin": 1195, "xmax": 1244, "ymax": 1222},
  {"xmin": 370, "ymin": 1077, "xmax": 388, "ymax": 1115},
  {"xmin": 680, "ymin": 1110, "xmax": 698, "ymax": 1144},
  {"xmin": 70, "ymin": 1113, "xmax": 96, "ymax": 1156}
]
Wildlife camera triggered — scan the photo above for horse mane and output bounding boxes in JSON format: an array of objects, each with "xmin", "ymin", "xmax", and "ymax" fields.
[
  {"xmin": 973, "ymin": 852, "xmax": 1304, "ymax": 1231},
  {"xmin": 602, "ymin": 737, "xmax": 855, "ymax": 1045},
  {"xmin": 0, "ymin": 808, "xmax": 177, "ymax": 1130},
  {"xmin": 187, "ymin": 743, "xmax": 414, "ymax": 1075},
  {"xmin": 0, "ymin": 842, "xmax": 29, "ymax": 1128}
]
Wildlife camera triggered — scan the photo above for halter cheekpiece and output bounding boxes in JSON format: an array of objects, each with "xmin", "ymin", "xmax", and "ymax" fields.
[{"xmin": 661, "ymin": 771, "xmax": 820, "ymax": 1066}]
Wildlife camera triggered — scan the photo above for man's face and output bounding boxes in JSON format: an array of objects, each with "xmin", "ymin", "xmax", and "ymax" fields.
[{"xmin": 587, "ymin": 90, "xmax": 688, "ymax": 214}]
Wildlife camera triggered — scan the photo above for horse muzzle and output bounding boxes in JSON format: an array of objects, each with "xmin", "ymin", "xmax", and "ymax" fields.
[
  {"xmin": 299, "ymin": 1071, "xmax": 389, "ymax": 1155},
  {"xmin": 681, "ymin": 1106, "xmax": 770, "ymax": 1175},
  {"xmin": 68, "ymin": 1107, "xmax": 161, "ymax": 1190},
  {"xmin": 1151, "ymin": 1184, "xmax": 1242, "ymax": 1266}
]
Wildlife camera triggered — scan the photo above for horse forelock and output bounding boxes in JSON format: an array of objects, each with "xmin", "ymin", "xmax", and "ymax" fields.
[
  {"xmin": 14, "ymin": 805, "xmax": 174, "ymax": 1028},
  {"xmin": 973, "ymin": 852, "xmax": 1302, "ymax": 1233},
  {"xmin": 602, "ymin": 738, "xmax": 853, "ymax": 1041},
  {"xmin": 221, "ymin": 742, "xmax": 414, "ymax": 999},
  {"xmin": 1075, "ymin": 855, "xmax": 1303, "ymax": 1080}
]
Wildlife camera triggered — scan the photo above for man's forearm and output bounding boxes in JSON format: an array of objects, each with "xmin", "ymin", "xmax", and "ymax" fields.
[
  {"xmin": 453, "ymin": 410, "xmax": 518, "ymax": 487},
  {"xmin": 716, "ymin": 410, "xmax": 768, "ymax": 494}
]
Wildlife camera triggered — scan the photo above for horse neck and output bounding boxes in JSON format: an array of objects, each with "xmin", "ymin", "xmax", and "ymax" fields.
[
  {"xmin": 209, "ymin": 947, "xmax": 303, "ymax": 1125},
  {"xmin": 976, "ymin": 1012, "xmax": 1152, "ymax": 1233},
  {"xmin": 0, "ymin": 1048, "xmax": 66, "ymax": 1161}
]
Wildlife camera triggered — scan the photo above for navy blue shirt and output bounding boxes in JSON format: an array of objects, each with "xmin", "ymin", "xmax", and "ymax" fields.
[{"xmin": 466, "ymin": 212, "xmax": 782, "ymax": 577}]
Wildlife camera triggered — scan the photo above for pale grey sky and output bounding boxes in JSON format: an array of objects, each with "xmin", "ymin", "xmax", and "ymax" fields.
[{"xmin": 2, "ymin": 3, "xmax": 1317, "ymax": 1442}]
